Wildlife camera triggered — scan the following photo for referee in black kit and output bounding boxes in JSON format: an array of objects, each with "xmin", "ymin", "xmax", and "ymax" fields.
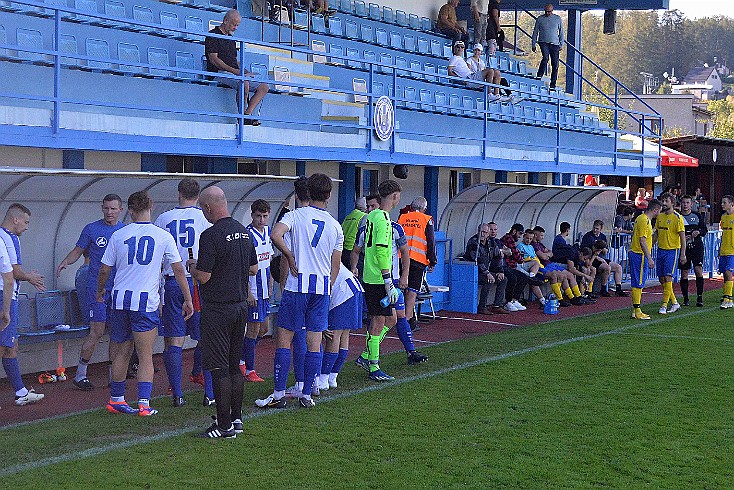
[{"xmin": 188, "ymin": 186, "xmax": 258, "ymax": 439}]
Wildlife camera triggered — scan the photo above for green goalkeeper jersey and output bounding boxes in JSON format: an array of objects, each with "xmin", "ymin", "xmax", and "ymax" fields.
[{"xmin": 363, "ymin": 208, "xmax": 393, "ymax": 285}]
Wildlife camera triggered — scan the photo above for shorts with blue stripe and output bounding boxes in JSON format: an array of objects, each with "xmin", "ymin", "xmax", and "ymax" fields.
[
  {"xmin": 161, "ymin": 276, "xmax": 201, "ymax": 340},
  {"xmin": 718, "ymin": 255, "xmax": 734, "ymax": 274},
  {"xmin": 109, "ymin": 309, "xmax": 160, "ymax": 343},
  {"xmin": 656, "ymin": 248, "xmax": 679, "ymax": 278},
  {"xmin": 247, "ymin": 298, "xmax": 271, "ymax": 323},
  {"xmin": 328, "ymin": 293, "xmax": 363, "ymax": 330},
  {"xmin": 629, "ymin": 251, "xmax": 649, "ymax": 289}
]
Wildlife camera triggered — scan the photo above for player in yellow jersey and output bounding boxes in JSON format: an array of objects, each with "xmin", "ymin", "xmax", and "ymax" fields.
[
  {"xmin": 654, "ymin": 193, "xmax": 686, "ymax": 315},
  {"xmin": 718, "ymin": 195, "xmax": 734, "ymax": 309},
  {"xmin": 629, "ymin": 199, "xmax": 662, "ymax": 319}
]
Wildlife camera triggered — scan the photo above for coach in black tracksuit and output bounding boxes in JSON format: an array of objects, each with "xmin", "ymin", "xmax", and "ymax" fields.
[
  {"xmin": 189, "ymin": 186, "xmax": 258, "ymax": 438},
  {"xmin": 679, "ymin": 194, "xmax": 708, "ymax": 307}
]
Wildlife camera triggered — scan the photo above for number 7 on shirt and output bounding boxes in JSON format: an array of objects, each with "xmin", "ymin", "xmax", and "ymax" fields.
[{"xmin": 311, "ymin": 219, "xmax": 325, "ymax": 247}]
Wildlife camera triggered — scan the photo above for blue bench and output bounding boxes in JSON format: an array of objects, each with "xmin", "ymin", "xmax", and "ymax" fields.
[{"xmin": 17, "ymin": 290, "xmax": 90, "ymax": 345}]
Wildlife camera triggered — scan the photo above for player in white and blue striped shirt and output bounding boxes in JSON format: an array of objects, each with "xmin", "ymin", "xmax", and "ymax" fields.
[{"xmin": 99, "ymin": 191, "xmax": 193, "ymax": 416}]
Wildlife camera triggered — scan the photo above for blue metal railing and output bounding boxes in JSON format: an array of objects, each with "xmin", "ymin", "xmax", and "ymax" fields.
[{"xmin": 0, "ymin": 0, "xmax": 662, "ymax": 170}]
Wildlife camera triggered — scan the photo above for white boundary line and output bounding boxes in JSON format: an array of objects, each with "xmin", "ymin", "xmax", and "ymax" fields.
[
  {"xmin": 620, "ymin": 332, "xmax": 734, "ymax": 343},
  {"xmin": 434, "ymin": 315, "xmax": 518, "ymax": 327},
  {"xmin": 349, "ymin": 333, "xmax": 436, "ymax": 344},
  {"xmin": 0, "ymin": 307, "xmax": 714, "ymax": 477}
]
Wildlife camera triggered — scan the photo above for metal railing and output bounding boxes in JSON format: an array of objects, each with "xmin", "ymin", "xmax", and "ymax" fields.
[{"xmin": 0, "ymin": 0, "xmax": 662, "ymax": 169}]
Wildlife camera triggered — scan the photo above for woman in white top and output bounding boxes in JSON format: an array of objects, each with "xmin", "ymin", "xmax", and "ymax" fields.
[
  {"xmin": 467, "ymin": 44, "xmax": 486, "ymax": 73},
  {"xmin": 447, "ymin": 41, "xmax": 501, "ymax": 96}
]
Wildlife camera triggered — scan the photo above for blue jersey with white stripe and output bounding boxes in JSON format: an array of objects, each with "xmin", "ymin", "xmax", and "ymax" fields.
[
  {"xmin": 101, "ymin": 222, "xmax": 181, "ymax": 312},
  {"xmin": 246, "ymin": 224, "xmax": 273, "ymax": 300},
  {"xmin": 0, "ymin": 227, "xmax": 21, "ymax": 299},
  {"xmin": 75, "ymin": 219, "xmax": 125, "ymax": 290}
]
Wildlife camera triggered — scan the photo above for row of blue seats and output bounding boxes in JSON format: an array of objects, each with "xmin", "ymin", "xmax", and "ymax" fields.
[
  {"xmin": 0, "ymin": 0, "xmax": 227, "ymax": 18},
  {"xmin": 16, "ymin": 290, "xmax": 89, "ymax": 345},
  {"xmin": 324, "ymin": 0, "xmax": 434, "ymax": 34}
]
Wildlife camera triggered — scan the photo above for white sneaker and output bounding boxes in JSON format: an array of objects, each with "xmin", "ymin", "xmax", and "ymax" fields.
[
  {"xmin": 504, "ymin": 302, "xmax": 518, "ymax": 312},
  {"xmin": 15, "ymin": 388, "xmax": 44, "ymax": 406},
  {"xmin": 328, "ymin": 378, "xmax": 338, "ymax": 389},
  {"xmin": 317, "ymin": 378, "xmax": 330, "ymax": 392},
  {"xmin": 721, "ymin": 300, "xmax": 734, "ymax": 309},
  {"xmin": 511, "ymin": 300, "xmax": 526, "ymax": 311},
  {"xmin": 658, "ymin": 306, "xmax": 668, "ymax": 315},
  {"xmin": 311, "ymin": 381, "xmax": 320, "ymax": 397},
  {"xmin": 668, "ymin": 303, "xmax": 681, "ymax": 313}
]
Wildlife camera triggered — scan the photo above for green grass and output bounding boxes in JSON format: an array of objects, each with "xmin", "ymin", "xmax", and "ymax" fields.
[{"xmin": 2, "ymin": 291, "xmax": 734, "ymax": 487}]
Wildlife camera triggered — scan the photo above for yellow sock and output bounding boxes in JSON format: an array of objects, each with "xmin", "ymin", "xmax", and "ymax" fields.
[
  {"xmin": 551, "ymin": 283, "xmax": 563, "ymax": 299},
  {"xmin": 631, "ymin": 287, "xmax": 642, "ymax": 308},
  {"xmin": 725, "ymin": 280, "xmax": 734, "ymax": 298},
  {"xmin": 661, "ymin": 282, "xmax": 670, "ymax": 306},
  {"xmin": 571, "ymin": 285, "xmax": 582, "ymax": 298},
  {"xmin": 665, "ymin": 282, "xmax": 677, "ymax": 304},
  {"xmin": 564, "ymin": 287, "xmax": 574, "ymax": 300}
]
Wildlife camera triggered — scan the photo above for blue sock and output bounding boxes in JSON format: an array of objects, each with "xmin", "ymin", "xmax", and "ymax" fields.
[
  {"xmin": 331, "ymin": 348, "xmax": 349, "ymax": 374},
  {"xmin": 274, "ymin": 348, "xmax": 291, "ymax": 392},
  {"xmin": 321, "ymin": 351, "xmax": 338, "ymax": 375},
  {"xmin": 203, "ymin": 370, "xmax": 214, "ymax": 399},
  {"xmin": 242, "ymin": 337, "xmax": 257, "ymax": 370},
  {"xmin": 191, "ymin": 344, "xmax": 203, "ymax": 377},
  {"xmin": 137, "ymin": 381, "xmax": 153, "ymax": 405},
  {"xmin": 301, "ymin": 350, "xmax": 322, "ymax": 397},
  {"xmin": 292, "ymin": 329, "xmax": 306, "ymax": 383},
  {"xmin": 395, "ymin": 317, "xmax": 415, "ymax": 352},
  {"xmin": 110, "ymin": 380, "xmax": 126, "ymax": 400},
  {"xmin": 2, "ymin": 357, "xmax": 25, "ymax": 392},
  {"xmin": 165, "ymin": 346, "xmax": 183, "ymax": 397}
]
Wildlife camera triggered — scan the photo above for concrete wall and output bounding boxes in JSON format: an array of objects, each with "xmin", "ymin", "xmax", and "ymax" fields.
[
  {"xmin": 618, "ymin": 94, "xmax": 712, "ymax": 137},
  {"xmin": 0, "ymin": 146, "xmax": 62, "ymax": 168}
]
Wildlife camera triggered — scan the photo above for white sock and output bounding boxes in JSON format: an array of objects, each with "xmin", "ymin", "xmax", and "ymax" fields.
[
  {"xmin": 274, "ymin": 390, "xmax": 285, "ymax": 399},
  {"xmin": 246, "ymin": 369, "xmax": 255, "ymax": 375},
  {"xmin": 76, "ymin": 360, "xmax": 89, "ymax": 380},
  {"xmin": 15, "ymin": 387, "xmax": 29, "ymax": 397},
  {"xmin": 328, "ymin": 373, "xmax": 338, "ymax": 383},
  {"xmin": 295, "ymin": 381, "xmax": 304, "ymax": 392},
  {"xmin": 318, "ymin": 374, "xmax": 328, "ymax": 385}
]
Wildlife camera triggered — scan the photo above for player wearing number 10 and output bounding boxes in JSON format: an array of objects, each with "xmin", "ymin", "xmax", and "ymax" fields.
[
  {"xmin": 154, "ymin": 178, "xmax": 211, "ymax": 407},
  {"xmin": 99, "ymin": 191, "xmax": 193, "ymax": 416}
]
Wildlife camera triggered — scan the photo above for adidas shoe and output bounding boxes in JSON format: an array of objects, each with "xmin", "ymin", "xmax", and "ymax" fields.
[
  {"xmin": 284, "ymin": 385, "xmax": 303, "ymax": 399},
  {"xmin": 244, "ymin": 371, "xmax": 265, "ymax": 383},
  {"xmin": 368, "ymin": 369, "xmax": 394, "ymax": 382},
  {"xmin": 632, "ymin": 310, "xmax": 651, "ymax": 320},
  {"xmin": 73, "ymin": 377, "xmax": 94, "ymax": 391},
  {"xmin": 355, "ymin": 356, "xmax": 370, "ymax": 372},
  {"xmin": 658, "ymin": 306, "xmax": 668, "ymax": 315},
  {"xmin": 173, "ymin": 396, "xmax": 186, "ymax": 407},
  {"xmin": 203, "ymin": 420, "xmax": 236, "ymax": 439},
  {"xmin": 255, "ymin": 394, "xmax": 287, "ymax": 409},
  {"xmin": 202, "ymin": 396, "xmax": 216, "ymax": 407},
  {"xmin": 668, "ymin": 303, "xmax": 681, "ymax": 314},
  {"xmin": 299, "ymin": 397, "xmax": 316, "ymax": 408},
  {"xmin": 189, "ymin": 373, "xmax": 205, "ymax": 386},
  {"xmin": 106, "ymin": 400, "xmax": 139, "ymax": 414},
  {"xmin": 138, "ymin": 405, "xmax": 158, "ymax": 416},
  {"xmin": 407, "ymin": 351, "xmax": 428, "ymax": 364},
  {"xmin": 232, "ymin": 418, "xmax": 244, "ymax": 434}
]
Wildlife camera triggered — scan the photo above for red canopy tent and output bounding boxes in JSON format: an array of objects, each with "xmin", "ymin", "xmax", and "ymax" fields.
[{"xmin": 660, "ymin": 145, "xmax": 698, "ymax": 167}]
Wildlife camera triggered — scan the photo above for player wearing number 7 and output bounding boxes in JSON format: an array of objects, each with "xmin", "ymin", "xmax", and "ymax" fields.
[
  {"xmin": 154, "ymin": 178, "xmax": 211, "ymax": 408},
  {"xmin": 99, "ymin": 191, "xmax": 193, "ymax": 416}
]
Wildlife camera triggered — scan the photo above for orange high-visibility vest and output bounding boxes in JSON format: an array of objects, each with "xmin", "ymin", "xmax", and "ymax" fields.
[{"xmin": 398, "ymin": 211, "xmax": 432, "ymax": 266}]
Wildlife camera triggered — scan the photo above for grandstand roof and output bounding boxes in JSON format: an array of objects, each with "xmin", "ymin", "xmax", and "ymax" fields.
[{"xmin": 503, "ymin": 0, "xmax": 668, "ymax": 10}]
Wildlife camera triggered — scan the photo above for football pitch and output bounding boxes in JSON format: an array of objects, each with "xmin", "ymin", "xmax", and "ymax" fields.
[{"xmin": 2, "ymin": 291, "xmax": 733, "ymax": 488}]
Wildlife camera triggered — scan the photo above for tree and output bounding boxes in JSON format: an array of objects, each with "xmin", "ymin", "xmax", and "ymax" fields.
[{"xmin": 707, "ymin": 97, "xmax": 734, "ymax": 140}]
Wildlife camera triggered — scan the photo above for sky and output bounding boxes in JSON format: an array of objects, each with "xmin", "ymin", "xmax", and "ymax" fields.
[{"xmin": 666, "ymin": 0, "xmax": 731, "ymax": 19}]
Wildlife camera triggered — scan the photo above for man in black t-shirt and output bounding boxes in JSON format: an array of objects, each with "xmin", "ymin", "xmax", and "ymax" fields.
[
  {"xmin": 679, "ymin": 194, "xmax": 708, "ymax": 306},
  {"xmin": 205, "ymin": 9, "xmax": 268, "ymax": 126},
  {"xmin": 189, "ymin": 186, "xmax": 258, "ymax": 439},
  {"xmin": 485, "ymin": 0, "xmax": 501, "ymax": 55}
]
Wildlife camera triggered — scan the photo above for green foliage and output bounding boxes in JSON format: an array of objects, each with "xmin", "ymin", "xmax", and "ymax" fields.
[{"xmin": 707, "ymin": 97, "xmax": 734, "ymax": 139}]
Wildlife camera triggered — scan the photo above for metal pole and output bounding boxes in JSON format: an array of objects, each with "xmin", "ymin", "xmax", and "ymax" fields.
[
  {"xmin": 482, "ymin": 85, "xmax": 487, "ymax": 160},
  {"xmin": 53, "ymin": 9, "xmax": 61, "ymax": 135},
  {"xmin": 475, "ymin": 185, "xmax": 490, "ymax": 267}
]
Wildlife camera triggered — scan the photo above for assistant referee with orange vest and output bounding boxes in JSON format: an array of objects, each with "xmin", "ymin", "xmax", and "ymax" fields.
[{"xmin": 397, "ymin": 197, "xmax": 437, "ymax": 331}]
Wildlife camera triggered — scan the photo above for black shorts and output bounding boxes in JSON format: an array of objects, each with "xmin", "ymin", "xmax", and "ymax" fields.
[
  {"xmin": 680, "ymin": 244, "xmax": 704, "ymax": 270},
  {"xmin": 200, "ymin": 301, "xmax": 247, "ymax": 372},
  {"xmin": 592, "ymin": 258, "xmax": 604, "ymax": 269},
  {"xmin": 363, "ymin": 283, "xmax": 393, "ymax": 317},
  {"xmin": 407, "ymin": 259, "xmax": 427, "ymax": 292}
]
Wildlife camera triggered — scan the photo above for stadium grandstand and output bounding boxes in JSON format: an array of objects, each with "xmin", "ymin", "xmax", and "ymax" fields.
[{"xmin": 0, "ymin": 0, "xmax": 671, "ymax": 375}]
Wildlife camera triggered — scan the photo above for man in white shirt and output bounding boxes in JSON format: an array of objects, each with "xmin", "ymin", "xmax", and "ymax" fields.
[{"xmin": 448, "ymin": 41, "xmax": 500, "ymax": 96}]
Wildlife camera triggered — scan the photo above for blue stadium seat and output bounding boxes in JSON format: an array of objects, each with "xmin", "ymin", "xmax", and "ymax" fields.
[
  {"xmin": 461, "ymin": 95, "xmax": 474, "ymax": 116},
  {"xmin": 43, "ymin": 0, "xmax": 70, "ymax": 19},
  {"xmin": 338, "ymin": 0, "xmax": 351, "ymax": 13},
  {"xmin": 312, "ymin": 14, "xmax": 326, "ymax": 33},
  {"xmin": 148, "ymin": 47, "xmax": 172, "ymax": 78},
  {"xmin": 293, "ymin": 9, "xmax": 308, "ymax": 29},
  {"xmin": 344, "ymin": 19, "xmax": 358, "ymax": 39},
  {"xmin": 85, "ymin": 37, "xmax": 112, "ymax": 71},
  {"xmin": 424, "ymin": 62, "xmax": 436, "ymax": 82},
  {"xmin": 35, "ymin": 291, "xmax": 65, "ymax": 330},
  {"xmin": 403, "ymin": 34, "xmax": 415, "ymax": 52},
  {"xmin": 327, "ymin": 0, "xmax": 338, "ymax": 11},
  {"xmin": 59, "ymin": 33, "xmax": 79, "ymax": 67},
  {"xmin": 131, "ymin": 5, "xmax": 154, "ymax": 33},
  {"xmin": 175, "ymin": 50, "xmax": 196, "ymax": 80},
  {"xmin": 409, "ymin": 59, "xmax": 421, "ymax": 79},
  {"xmin": 368, "ymin": 2, "xmax": 379, "ymax": 20},
  {"xmin": 354, "ymin": 0, "xmax": 366, "ymax": 17},
  {"xmin": 160, "ymin": 11, "xmax": 180, "ymax": 38},
  {"xmin": 375, "ymin": 27, "xmax": 388, "ymax": 46},
  {"xmin": 250, "ymin": 62, "xmax": 268, "ymax": 81},
  {"xmin": 2, "ymin": 0, "xmax": 46, "ymax": 16},
  {"xmin": 429, "ymin": 39, "xmax": 441, "ymax": 58},
  {"xmin": 359, "ymin": 24, "xmax": 373, "ymax": 43},
  {"xmin": 345, "ymin": 46, "xmax": 361, "ymax": 69},
  {"xmin": 329, "ymin": 43, "xmax": 344, "ymax": 65},
  {"xmin": 329, "ymin": 16, "xmax": 343, "ymax": 37},
  {"xmin": 382, "ymin": 6, "xmax": 393, "ymax": 24},
  {"xmin": 207, "ymin": 0, "xmax": 229, "ymax": 12},
  {"xmin": 435, "ymin": 91, "xmax": 446, "ymax": 112},
  {"xmin": 421, "ymin": 17, "xmax": 432, "ymax": 32},
  {"xmin": 442, "ymin": 42, "xmax": 451, "ymax": 59},
  {"xmin": 419, "ymin": 88, "xmax": 432, "ymax": 111},
  {"xmin": 448, "ymin": 93, "xmax": 460, "ymax": 115},
  {"xmin": 394, "ymin": 84, "xmax": 404, "ymax": 107},
  {"xmin": 378, "ymin": 52, "xmax": 392, "ymax": 74},
  {"xmin": 417, "ymin": 36, "xmax": 429, "ymax": 54},
  {"xmin": 395, "ymin": 9, "xmax": 407, "ymax": 27},
  {"xmin": 522, "ymin": 105, "xmax": 534, "ymax": 124},
  {"xmin": 395, "ymin": 55, "xmax": 408, "ymax": 76},
  {"xmin": 15, "ymin": 296, "xmax": 33, "ymax": 334},
  {"xmin": 437, "ymin": 65, "xmax": 448, "ymax": 80},
  {"xmin": 74, "ymin": 0, "xmax": 99, "ymax": 24},
  {"xmin": 184, "ymin": 16, "xmax": 204, "ymax": 42},
  {"xmin": 404, "ymin": 85, "xmax": 416, "ymax": 109},
  {"xmin": 117, "ymin": 42, "xmax": 141, "ymax": 74},
  {"xmin": 389, "ymin": 31, "xmax": 402, "ymax": 50},
  {"xmin": 488, "ymin": 100, "xmax": 501, "ymax": 119},
  {"xmin": 363, "ymin": 49, "xmax": 376, "ymax": 70},
  {"xmin": 101, "ymin": 0, "xmax": 127, "ymax": 28},
  {"xmin": 17, "ymin": 28, "xmax": 50, "ymax": 64},
  {"xmin": 371, "ymin": 80, "xmax": 384, "ymax": 97},
  {"xmin": 0, "ymin": 24, "xmax": 11, "ymax": 60},
  {"xmin": 517, "ymin": 59, "xmax": 526, "ymax": 76},
  {"xmin": 408, "ymin": 13, "xmax": 419, "ymax": 30}
]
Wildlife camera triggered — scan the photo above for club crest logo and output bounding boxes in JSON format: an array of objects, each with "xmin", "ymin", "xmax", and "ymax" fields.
[
  {"xmin": 373, "ymin": 96, "xmax": 394, "ymax": 142},
  {"xmin": 95, "ymin": 236, "xmax": 108, "ymax": 248}
]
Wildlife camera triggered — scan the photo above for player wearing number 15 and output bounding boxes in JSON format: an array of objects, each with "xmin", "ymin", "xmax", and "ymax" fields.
[
  {"xmin": 154, "ymin": 178, "xmax": 211, "ymax": 407},
  {"xmin": 261, "ymin": 174, "xmax": 343, "ymax": 409},
  {"xmin": 99, "ymin": 191, "xmax": 193, "ymax": 416}
]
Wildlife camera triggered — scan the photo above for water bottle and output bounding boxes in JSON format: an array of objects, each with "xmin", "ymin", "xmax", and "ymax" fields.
[
  {"xmin": 380, "ymin": 296, "xmax": 391, "ymax": 307},
  {"xmin": 544, "ymin": 293, "xmax": 559, "ymax": 315}
]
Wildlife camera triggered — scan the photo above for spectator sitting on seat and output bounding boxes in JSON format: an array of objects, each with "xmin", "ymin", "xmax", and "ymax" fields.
[
  {"xmin": 463, "ymin": 223, "xmax": 509, "ymax": 315},
  {"xmin": 580, "ymin": 219, "xmax": 627, "ymax": 297},
  {"xmin": 205, "ymin": 9, "xmax": 269, "ymax": 126},
  {"xmin": 551, "ymin": 221, "xmax": 592, "ymax": 305},
  {"xmin": 467, "ymin": 44, "xmax": 486, "ymax": 73},
  {"xmin": 577, "ymin": 246, "xmax": 596, "ymax": 296},
  {"xmin": 448, "ymin": 42, "xmax": 501, "ymax": 97},
  {"xmin": 532, "ymin": 226, "xmax": 574, "ymax": 307},
  {"xmin": 437, "ymin": 0, "xmax": 469, "ymax": 45},
  {"xmin": 516, "ymin": 229, "xmax": 541, "ymax": 278},
  {"xmin": 634, "ymin": 188, "xmax": 648, "ymax": 211}
]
